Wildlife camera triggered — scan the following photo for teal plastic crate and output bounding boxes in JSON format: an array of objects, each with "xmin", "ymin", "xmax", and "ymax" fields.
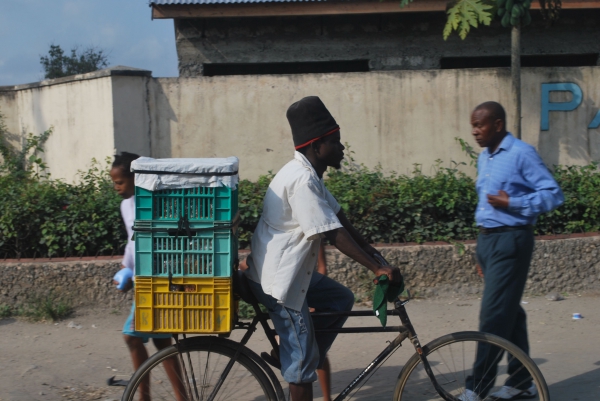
[
  {"xmin": 135, "ymin": 222, "xmax": 238, "ymax": 277},
  {"xmin": 135, "ymin": 186, "xmax": 238, "ymax": 226}
]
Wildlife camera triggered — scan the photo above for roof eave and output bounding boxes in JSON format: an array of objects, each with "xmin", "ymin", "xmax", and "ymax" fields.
[{"xmin": 151, "ymin": 0, "xmax": 600, "ymax": 19}]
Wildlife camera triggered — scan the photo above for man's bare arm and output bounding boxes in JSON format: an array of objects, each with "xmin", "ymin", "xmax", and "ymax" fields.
[
  {"xmin": 323, "ymin": 227, "xmax": 401, "ymax": 284},
  {"xmin": 336, "ymin": 210, "xmax": 381, "ymax": 257}
]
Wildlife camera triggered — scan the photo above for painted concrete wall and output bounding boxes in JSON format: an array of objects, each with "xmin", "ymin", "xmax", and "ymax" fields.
[
  {"xmin": 1, "ymin": 66, "xmax": 599, "ymax": 182},
  {"xmin": 0, "ymin": 67, "xmax": 151, "ymax": 182},
  {"xmin": 149, "ymin": 67, "xmax": 600, "ymax": 180},
  {"xmin": 5, "ymin": 76, "xmax": 114, "ymax": 182},
  {"xmin": 112, "ymin": 75, "xmax": 152, "ymax": 158},
  {"xmin": 175, "ymin": 10, "xmax": 600, "ymax": 77}
]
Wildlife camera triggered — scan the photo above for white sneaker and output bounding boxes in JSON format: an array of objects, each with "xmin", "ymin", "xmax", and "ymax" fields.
[
  {"xmin": 489, "ymin": 384, "xmax": 537, "ymax": 400},
  {"xmin": 458, "ymin": 389, "xmax": 482, "ymax": 401}
]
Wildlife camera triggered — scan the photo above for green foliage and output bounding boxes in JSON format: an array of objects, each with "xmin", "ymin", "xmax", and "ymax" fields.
[
  {"xmin": 455, "ymin": 137, "xmax": 479, "ymax": 166},
  {"xmin": 0, "ymin": 304, "xmax": 12, "ymax": 319},
  {"xmin": 40, "ymin": 44, "xmax": 109, "ymax": 79},
  {"xmin": 497, "ymin": 0, "xmax": 533, "ymax": 27},
  {"xmin": 443, "ymin": 0, "xmax": 494, "ymax": 40},
  {"xmin": 235, "ymin": 147, "xmax": 600, "ymax": 247},
  {"xmin": 0, "ymin": 158, "xmax": 126, "ymax": 258},
  {"xmin": 0, "ymin": 113, "xmax": 125, "ymax": 259},
  {"xmin": 536, "ymin": 163, "xmax": 600, "ymax": 234},
  {"xmin": 237, "ymin": 172, "xmax": 274, "ymax": 248},
  {"xmin": 237, "ymin": 299, "xmax": 267, "ymax": 319},
  {"xmin": 16, "ymin": 292, "xmax": 73, "ymax": 322},
  {"xmin": 0, "ymin": 110, "xmax": 52, "ymax": 179},
  {"xmin": 326, "ymin": 158, "xmax": 480, "ymax": 243}
]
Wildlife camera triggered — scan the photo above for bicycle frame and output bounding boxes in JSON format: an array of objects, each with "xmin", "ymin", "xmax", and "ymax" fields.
[{"xmin": 212, "ymin": 296, "xmax": 462, "ymax": 401}]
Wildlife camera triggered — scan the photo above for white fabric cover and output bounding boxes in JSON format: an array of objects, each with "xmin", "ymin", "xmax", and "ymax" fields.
[{"xmin": 131, "ymin": 156, "xmax": 239, "ymax": 191}]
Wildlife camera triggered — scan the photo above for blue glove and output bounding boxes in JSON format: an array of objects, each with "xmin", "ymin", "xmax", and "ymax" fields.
[{"xmin": 113, "ymin": 268, "xmax": 133, "ymax": 290}]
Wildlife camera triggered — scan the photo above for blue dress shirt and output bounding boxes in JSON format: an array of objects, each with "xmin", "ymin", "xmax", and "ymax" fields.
[{"xmin": 476, "ymin": 133, "xmax": 564, "ymax": 228}]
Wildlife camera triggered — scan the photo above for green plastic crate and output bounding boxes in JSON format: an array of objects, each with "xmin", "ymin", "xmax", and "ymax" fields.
[
  {"xmin": 135, "ymin": 186, "xmax": 238, "ymax": 226},
  {"xmin": 135, "ymin": 222, "xmax": 238, "ymax": 277}
]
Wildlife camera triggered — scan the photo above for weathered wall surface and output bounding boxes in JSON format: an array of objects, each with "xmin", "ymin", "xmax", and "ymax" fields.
[
  {"xmin": 0, "ymin": 259, "xmax": 131, "ymax": 310},
  {"xmin": 174, "ymin": 10, "xmax": 600, "ymax": 76},
  {"xmin": 2, "ymin": 235, "xmax": 598, "ymax": 309},
  {"xmin": 0, "ymin": 67, "xmax": 151, "ymax": 182},
  {"xmin": 0, "ymin": 73, "xmax": 115, "ymax": 182},
  {"xmin": 1, "ymin": 65, "xmax": 599, "ymax": 182},
  {"xmin": 327, "ymin": 235, "xmax": 600, "ymax": 301},
  {"xmin": 151, "ymin": 66, "xmax": 600, "ymax": 180}
]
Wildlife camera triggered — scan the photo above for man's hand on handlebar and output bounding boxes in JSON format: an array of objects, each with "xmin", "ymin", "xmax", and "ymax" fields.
[{"xmin": 374, "ymin": 266, "xmax": 403, "ymax": 286}]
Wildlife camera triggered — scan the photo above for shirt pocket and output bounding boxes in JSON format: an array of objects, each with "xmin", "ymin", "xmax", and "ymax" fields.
[{"xmin": 487, "ymin": 178, "xmax": 507, "ymax": 195}]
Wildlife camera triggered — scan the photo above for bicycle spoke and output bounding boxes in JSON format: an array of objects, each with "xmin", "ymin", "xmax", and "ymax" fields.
[
  {"xmin": 393, "ymin": 332, "xmax": 548, "ymax": 401},
  {"xmin": 122, "ymin": 338, "xmax": 277, "ymax": 401}
]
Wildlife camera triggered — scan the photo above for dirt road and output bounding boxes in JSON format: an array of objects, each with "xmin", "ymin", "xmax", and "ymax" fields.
[{"xmin": 0, "ymin": 294, "xmax": 598, "ymax": 401}]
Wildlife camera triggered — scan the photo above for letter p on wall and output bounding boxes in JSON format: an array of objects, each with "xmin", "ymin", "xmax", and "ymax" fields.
[
  {"xmin": 540, "ymin": 83, "xmax": 582, "ymax": 131},
  {"xmin": 541, "ymin": 83, "xmax": 600, "ymax": 130}
]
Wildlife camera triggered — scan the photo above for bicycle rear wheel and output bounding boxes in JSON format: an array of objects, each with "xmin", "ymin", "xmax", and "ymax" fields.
[
  {"xmin": 393, "ymin": 331, "xmax": 550, "ymax": 401},
  {"xmin": 122, "ymin": 336, "xmax": 278, "ymax": 401}
]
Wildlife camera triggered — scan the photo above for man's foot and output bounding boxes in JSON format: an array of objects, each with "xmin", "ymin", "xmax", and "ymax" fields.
[
  {"xmin": 489, "ymin": 384, "xmax": 537, "ymax": 400},
  {"xmin": 457, "ymin": 389, "xmax": 482, "ymax": 401}
]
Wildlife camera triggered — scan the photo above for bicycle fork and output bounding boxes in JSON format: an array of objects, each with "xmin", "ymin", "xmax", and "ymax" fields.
[{"xmin": 396, "ymin": 300, "xmax": 461, "ymax": 401}]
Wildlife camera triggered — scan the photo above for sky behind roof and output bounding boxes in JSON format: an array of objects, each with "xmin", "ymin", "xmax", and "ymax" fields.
[{"xmin": 0, "ymin": 0, "xmax": 178, "ymax": 86}]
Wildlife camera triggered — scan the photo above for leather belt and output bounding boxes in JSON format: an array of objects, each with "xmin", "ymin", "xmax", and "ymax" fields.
[{"xmin": 479, "ymin": 225, "xmax": 532, "ymax": 235}]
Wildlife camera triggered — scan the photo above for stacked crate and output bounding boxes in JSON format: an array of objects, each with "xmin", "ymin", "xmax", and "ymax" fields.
[{"xmin": 132, "ymin": 158, "xmax": 239, "ymax": 334}]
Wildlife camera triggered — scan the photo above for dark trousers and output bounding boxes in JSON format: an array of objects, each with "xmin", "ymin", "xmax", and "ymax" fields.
[{"xmin": 466, "ymin": 228, "xmax": 534, "ymax": 397}]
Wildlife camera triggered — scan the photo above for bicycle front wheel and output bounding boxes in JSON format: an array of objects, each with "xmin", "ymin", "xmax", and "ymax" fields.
[
  {"xmin": 122, "ymin": 336, "xmax": 278, "ymax": 401},
  {"xmin": 393, "ymin": 331, "xmax": 550, "ymax": 401}
]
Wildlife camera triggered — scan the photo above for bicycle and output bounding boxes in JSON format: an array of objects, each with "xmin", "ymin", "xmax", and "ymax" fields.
[{"xmin": 121, "ymin": 269, "xmax": 550, "ymax": 401}]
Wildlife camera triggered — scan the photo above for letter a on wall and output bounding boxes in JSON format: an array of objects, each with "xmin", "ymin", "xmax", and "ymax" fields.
[{"xmin": 540, "ymin": 83, "xmax": 583, "ymax": 131}]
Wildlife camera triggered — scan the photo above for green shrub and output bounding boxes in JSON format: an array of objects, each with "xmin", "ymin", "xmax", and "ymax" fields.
[
  {"xmin": 0, "ymin": 112, "xmax": 127, "ymax": 258},
  {"xmin": 0, "ymin": 159, "xmax": 126, "ymax": 258},
  {"xmin": 17, "ymin": 292, "xmax": 73, "ymax": 322},
  {"xmin": 0, "ymin": 304, "xmax": 12, "ymax": 319}
]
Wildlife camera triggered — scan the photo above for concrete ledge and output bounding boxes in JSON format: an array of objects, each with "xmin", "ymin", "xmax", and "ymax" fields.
[
  {"xmin": 0, "ymin": 66, "xmax": 152, "ymax": 92},
  {"xmin": 1, "ymin": 234, "xmax": 599, "ymax": 309}
]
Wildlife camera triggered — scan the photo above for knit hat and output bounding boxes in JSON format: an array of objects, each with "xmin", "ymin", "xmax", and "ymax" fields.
[{"xmin": 286, "ymin": 96, "xmax": 340, "ymax": 150}]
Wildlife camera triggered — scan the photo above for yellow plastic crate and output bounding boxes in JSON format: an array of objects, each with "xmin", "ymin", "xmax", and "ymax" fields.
[{"xmin": 134, "ymin": 276, "xmax": 232, "ymax": 334}]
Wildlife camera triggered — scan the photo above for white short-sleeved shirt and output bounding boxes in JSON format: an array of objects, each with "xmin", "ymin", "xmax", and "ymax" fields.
[
  {"xmin": 120, "ymin": 196, "xmax": 135, "ymax": 272},
  {"xmin": 246, "ymin": 152, "xmax": 342, "ymax": 311}
]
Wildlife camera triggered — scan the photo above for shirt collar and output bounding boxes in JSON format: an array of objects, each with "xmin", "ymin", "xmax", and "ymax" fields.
[
  {"xmin": 483, "ymin": 132, "xmax": 515, "ymax": 156},
  {"xmin": 294, "ymin": 151, "xmax": 321, "ymax": 180}
]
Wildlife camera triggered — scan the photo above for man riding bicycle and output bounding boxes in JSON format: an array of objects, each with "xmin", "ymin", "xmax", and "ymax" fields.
[{"xmin": 245, "ymin": 96, "xmax": 402, "ymax": 401}]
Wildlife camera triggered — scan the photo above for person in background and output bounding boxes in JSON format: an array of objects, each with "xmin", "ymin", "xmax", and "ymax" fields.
[
  {"xmin": 110, "ymin": 152, "xmax": 186, "ymax": 401},
  {"xmin": 460, "ymin": 102, "xmax": 564, "ymax": 401}
]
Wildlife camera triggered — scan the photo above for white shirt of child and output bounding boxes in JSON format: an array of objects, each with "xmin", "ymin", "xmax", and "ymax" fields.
[
  {"xmin": 120, "ymin": 196, "xmax": 135, "ymax": 273},
  {"xmin": 246, "ymin": 151, "xmax": 342, "ymax": 311}
]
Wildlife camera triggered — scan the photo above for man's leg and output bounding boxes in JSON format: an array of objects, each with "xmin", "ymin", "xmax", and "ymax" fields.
[
  {"xmin": 466, "ymin": 229, "xmax": 534, "ymax": 397},
  {"xmin": 317, "ymin": 357, "xmax": 332, "ymax": 401},
  {"xmin": 247, "ymin": 280, "xmax": 319, "ymax": 401},
  {"xmin": 306, "ymin": 272, "xmax": 354, "ymax": 368}
]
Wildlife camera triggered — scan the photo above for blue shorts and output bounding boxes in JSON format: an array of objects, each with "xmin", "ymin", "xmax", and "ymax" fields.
[
  {"xmin": 248, "ymin": 272, "xmax": 354, "ymax": 384},
  {"xmin": 123, "ymin": 302, "xmax": 172, "ymax": 343}
]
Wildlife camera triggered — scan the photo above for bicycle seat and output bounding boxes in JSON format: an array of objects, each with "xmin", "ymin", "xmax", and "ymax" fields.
[{"xmin": 233, "ymin": 269, "xmax": 260, "ymax": 306}]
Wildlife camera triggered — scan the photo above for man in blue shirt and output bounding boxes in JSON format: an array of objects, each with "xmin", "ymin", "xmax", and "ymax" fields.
[{"xmin": 461, "ymin": 102, "xmax": 564, "ymax": 401}]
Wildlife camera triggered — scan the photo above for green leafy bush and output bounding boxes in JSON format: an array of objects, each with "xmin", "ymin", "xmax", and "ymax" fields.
[
  {"xmin": 237, "ymin": 153, "xmax": 600, "ymax": 247},
  {"xmin": 0, "ymin": 160, "xmax": 126, "ymax": 258},
  {"xmin": 0, "ymin": 111, "xmax": 126, "ymax": 258}
]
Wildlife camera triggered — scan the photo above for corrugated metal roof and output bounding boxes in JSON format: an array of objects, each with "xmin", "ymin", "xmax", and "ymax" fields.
[{"xmin": 150, "ymin": 0, "xmax": 328, "ymax": 4}]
